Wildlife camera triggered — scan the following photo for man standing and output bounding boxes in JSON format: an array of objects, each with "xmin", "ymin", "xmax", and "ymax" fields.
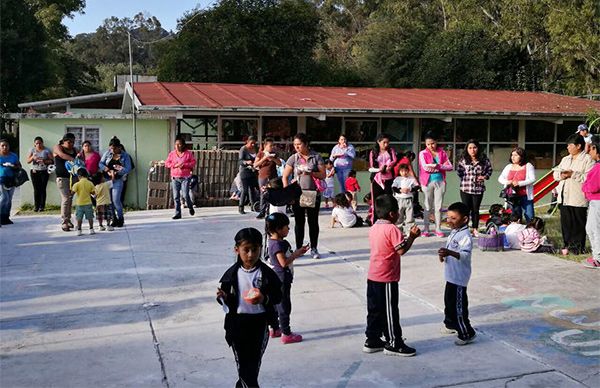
[
  {"xmin": 577, "ymin": 124, "xmax": 593, "ymax": 153},
  {"xmin": 53, "ymin": 133, "xmax": 77, "ymax": 231}
]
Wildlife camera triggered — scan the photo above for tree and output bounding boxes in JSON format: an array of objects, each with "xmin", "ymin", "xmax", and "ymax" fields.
[{"xmin": 157, "ymin": 0, "xmax": 322, "ymax": 85}]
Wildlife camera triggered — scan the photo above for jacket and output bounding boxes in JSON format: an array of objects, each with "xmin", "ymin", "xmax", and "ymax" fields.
[
  {"xmin": 498, "ymin": 163, "xmax": 536, "ymax": 201},
  {"xmin": 582, "ymin": 161, "xmax": 600, "ymax": 201},
  {"xmin": 553, "ymin": 152, "xmax": 594, "ymax": 207},
  {"xmin": 418, "ymin": 148, "xmax": 453, "ymax": 186},
  {"xmin": 99, "ymin": 150, "xmax": 132, "ymax": 178},
  {"xmin": 165, "ymin": 149, "xmax": 196, "ymax": 178}
]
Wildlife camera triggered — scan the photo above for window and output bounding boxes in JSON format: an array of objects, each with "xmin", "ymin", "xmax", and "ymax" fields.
[
  {"xmin": 179, "ymin": 117, "xmax": 217, "ymax": 150},
  {"xmin": 421, "ymin": 118, "xmax": 453, "ymax": 142},
  {"xmin": 455, "ymin": 119, "xmax": 487, "ymax": 143},
  {"xmin": 382, "ymin": 118, "xmax": 413, "ymax": 142},
  {"xmin": 525, "ymin": 120, "xmax": 557, "ymax": 167},
  {"xmin": 262, "ymin": 117, "xmax": 297, "ymax": 142},
  {"xmin": 490, "ymin": 120, "xmax": 518, "ymax": 142},
  {"xmin": 556, "ymin": 121, "xmax": 581, "ymax": 143},
  {"xmin": 222, "ymin": 118, "xmax": 258, "ymax": 143},
  {"xmin": 66, "ymin": 126, "xmax": 100, "ymax": 152},
  {"xmin": 525, "ymin": 120, "xmax": 555, "ymax": 142},
  {"xmin": 345, "ymin": 119, "xmax": 378, "ymax": 143},
  {"xmin": 306, "ymin": 117, "xmax": 342, "ymax": 142}
]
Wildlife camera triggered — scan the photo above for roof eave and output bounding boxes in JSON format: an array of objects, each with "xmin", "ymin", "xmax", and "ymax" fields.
[{"xmin": 18, "ymin": 92, "xmax": 124, "ymax": 109}]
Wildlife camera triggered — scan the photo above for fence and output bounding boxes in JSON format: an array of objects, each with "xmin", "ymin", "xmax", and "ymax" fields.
[{"xmin": 147, "ymin": 150, "xmax": 239, "ymax": 209}]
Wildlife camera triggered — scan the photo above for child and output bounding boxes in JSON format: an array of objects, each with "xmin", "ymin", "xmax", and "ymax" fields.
[
  {"xmin": 345, "ymin": 170, "xmax": 361, "ymax": 211},
  {"xmin": 331, "ymin": 193, "xmax": 363, "ymax": 228},
  {"xmin": 363, "ymin": 192, "xmax": 373, "ymax": 226},
  {"xmin": 323, "ymin": 159, "xmax": 335, "ymax": 208},
  {"xmin": 391, "ymin": 164, "xmax": 419, "ymax": 234},
  {"xmin": 70, "ymin": 168, "xmax": 95, "ymax": 236},
  {"xmin": 265, "ymin": 213, "xmax": 309, "ymax": 343},
  {"xmin": 503, "ymin": 213, "xmax": 525, "ymax": 249},
  {"xmin": 438, "ymin": 202, "xmax": 477, "ymax": 345},
  {"xmin": 518, "ymin": 217, "xmax": 554, "ymax": 253},
  {"xmin": 363, "ymin": 194, "xmax": 420, "ymax": 356},
  {"xmin": 92, "ymin": 173, "xmax": 114, "ymax": 231},
  {"xmin": 485, "ymin": 204, "xmax": 505, "ymax": 234},
  {"xmin": 217, "ymin": 228, "xmax": 282, "ymax": 388}
]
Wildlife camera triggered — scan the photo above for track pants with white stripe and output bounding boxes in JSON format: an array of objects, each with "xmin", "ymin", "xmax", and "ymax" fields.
[
  {"xmin": 443, "ymin": 282, "xmax": 475, "ymax": 340},
  {"xmin": 366, "ymin": 280, "xmax": 404, "ymax": 348},
  {"xmin": 228, "ymin": 313, "xmax": 269, "ymax": 388}
]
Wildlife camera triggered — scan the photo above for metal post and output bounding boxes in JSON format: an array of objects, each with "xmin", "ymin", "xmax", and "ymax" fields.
[{"xmin": 128, "ymin": 31, "xmax": 140, "ymax": 208}]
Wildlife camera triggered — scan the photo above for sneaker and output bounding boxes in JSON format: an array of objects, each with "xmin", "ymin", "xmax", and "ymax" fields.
[
  {"xmin": 434, "ymin": 231, "xmax": 445, "ymax": 238},
  {"xmin": 421, "ymin": 231, "xmax": 432, "ymax": 237},
  {"xmin": 383, "ymin": 343, "xmax": 416, "ymax": 357},
  {"xmin": 310, "ymin": 248, "xmax": 321, "ymax": 259},
  {"xmin": 89, "ymin": 229, "xmax": 95, "ymax": 235},
  {"xmin": 77, "ymin": 229, "xmax": 83, "ymax": 236},
  {"xmin": 61, "ymin": 223, "xmax": 70, "ymax": 232},
  {"xmin": 440, "ymin": 326, "xmax": 457, "ymax": 335},
  {"xmin": 270, "ymin": 329, "xmax": 282, "ymax": 338},
  {"xmin": 455, "ymin": 333, "xmax": 477, "ymax": 346},
  {"xmin": 99, "ymin": 226, "xmax": 106, "ymax": 231},
  {"xmin": 362, "ymin": 338, "xmax": 386, "ymax": 353},
  {"xmin": 107, "ymin": 225, "xmax": 114, "ymax": 231},
  {"xmin": 172, "ymin": 214, "xmax": 181, "ymax": 220},
  {"xmin": 189, "ymin": 207, "xmax": 195, "ymax": 216},
  {"xmin": 281, "ymin": 332, "xmax": 303, "ymax": 344},
  {"xmin": 67, "ymin": 220, "xmax": 74, "ymax": 228},
  {"xmin": 584, "ymin": 257, "xmax": 600, "ymax": 269}
]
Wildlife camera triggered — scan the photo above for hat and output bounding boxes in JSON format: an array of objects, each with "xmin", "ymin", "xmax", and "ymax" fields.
[{"xmin": 576, "ymin": 124, "xmax": 588, "ymax": 133}]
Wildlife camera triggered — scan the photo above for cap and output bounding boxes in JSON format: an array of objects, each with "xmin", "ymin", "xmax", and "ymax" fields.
[{"xmin": 576, "ymin": 124, "xmax": 588, "ymax": 132}]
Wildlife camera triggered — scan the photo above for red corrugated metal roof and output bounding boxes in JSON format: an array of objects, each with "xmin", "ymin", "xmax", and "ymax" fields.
[{"xmin": 132, "ymin": 82, "xmax": 600, "ymax": 115}]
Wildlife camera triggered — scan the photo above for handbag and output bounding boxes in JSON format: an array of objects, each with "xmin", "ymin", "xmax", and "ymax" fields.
[
  {"xmin": 499, "ymin": 187, "xmax": 521, "ymax": 206},
  {"xmin": 299, "ymin": 190, "xmax": 317, "ymax": 208}
]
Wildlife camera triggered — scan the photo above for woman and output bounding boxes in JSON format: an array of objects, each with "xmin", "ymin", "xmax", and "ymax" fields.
[
  {"xmin": 457, "ymin": 139, "xmax": 493, "ymax": 235},
  {"xmin": 369, "ymin": 133, "xmax": 398, "ymax": 224},
  {"xmin": 165, "ymin": 136, "xmax": 196, "ymax": 220},
  {"xmin": 330, "ymin": 135, "xmax": 356, "ymax": 192},
  {"xmin": 582, "ymin": 141, "xmax": 600, "ymax": 268},
  {"xmin": 418, "ymin": 131, "xmax": 453, "ymax": 237},
  {"xmin": 78, "ymin": 140, "xmax": 101, "ymax": 177},
  {"xmin": 254, "ymin": 137, "xmax": 281, "ymax": 219},
  {"xmin": 0, "ymin": 139, "xmax": 21, "ymax": 225},
  {"xmin": 282, "ymin": 133, "xmax": 326, "ymax": 259},
  {"xmin": 498, "ymin": 147, "xmax": 536, "ymax": 223},
  {"xmin": 26, "ymin": 136, "xmax": 53, "ymax": 212},
  {"xmin": 553, "ymin": 134, "xmax": 595, "ymax": 255},
  {"xmin": 238, "ymin": 136, "xmax": 259, "ymax": 214},
  {"xmin": 99, "ymin": 137, "xmax": 131, "ymax": 227}
]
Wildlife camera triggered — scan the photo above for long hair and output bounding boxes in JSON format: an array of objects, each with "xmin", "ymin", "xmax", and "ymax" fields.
[
  {"xmin": 526, "ymin": 217, "xmax": 545, "ymax": 233},
  {"xmin": 460, "ymin": 139, "xmax": 488, "ymax": 164},
  {"xmin": 371, "ymin": 133, "xmax": 393, "ymax": 168}
]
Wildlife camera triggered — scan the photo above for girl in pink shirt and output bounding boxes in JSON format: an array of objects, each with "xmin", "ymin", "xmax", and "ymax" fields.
[{"xmin": 369, "ymin": 133, "xmax": 398, "ymax": 224}]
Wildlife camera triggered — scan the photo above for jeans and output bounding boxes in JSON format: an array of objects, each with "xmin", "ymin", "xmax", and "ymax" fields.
[
  {"xmin": 586, "ymin": 201, "xmax": 600, "ymax": 260},
  {"xmin": 510, "ymin": 196, "xmax": 534, "ymax": 222},
  {"xmin": 171, "ymin": 177, "xmax": 193, "ymax": 215},
  {"xmin": 0, "ymin": 185, "xmax": 15, "ymax": 219},
  {"xmin": 240, "ymin": 175, "xmax": 258, "ymax": 211},
  {"xmin": 31, "ymin": 170, "xmax": 49, "ymax": 210},
  {"xmin": 335, "ymin": 167, "xmax": 352, "ymax": 192},
  {"xmin": 111, "ymin": 179, "xmax": 124, "ymax": 218},
  {"xmin": 56, "ymin": 177, "xmax": 73, "ymax": 223}
]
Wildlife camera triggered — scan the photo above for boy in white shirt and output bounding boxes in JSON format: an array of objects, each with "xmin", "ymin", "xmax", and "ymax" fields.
[{"xmin": 391, "ymin": 164, "xmax": 419, "ymax": 234}]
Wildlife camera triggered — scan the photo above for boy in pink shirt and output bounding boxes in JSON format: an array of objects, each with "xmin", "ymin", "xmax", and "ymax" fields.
[{"xmin": 363, "ymin": 194, "xmax": 421, "ymax": 356}]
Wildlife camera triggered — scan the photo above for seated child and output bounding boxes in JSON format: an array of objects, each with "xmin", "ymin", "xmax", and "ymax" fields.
[
  {"xmin": 331, "ymin": 193, "xmax": 364, "ymax": 228},
  {"xmin": 71, "ymin": 168, "xmax": 95, "ymax": 236},
  {"xmin": 485, "ymin": 204, "xmax": 505, "ymax": 234},
  {"xmin": 518, "ymin": 217, "xmax": 554, "ymax": 253},
  {"xmin": 391, "ymin": 164, "xmax": 419, "ymax": 234},
  {"xmin": 503, "ymin": 213, "xmax": 526, "ymax": 249},
  {"xmin": 363, "ymin": 192, "xmax": 373, "ymax": 226},
  {"xmin": 345, "ymin": 170, "xmax": 361, "ymax": 211}
]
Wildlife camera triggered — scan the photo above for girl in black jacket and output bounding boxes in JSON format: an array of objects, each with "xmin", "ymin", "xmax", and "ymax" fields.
[{"xmin": 217, "ymin": 228, "xmax": 282, "ymax": 388}]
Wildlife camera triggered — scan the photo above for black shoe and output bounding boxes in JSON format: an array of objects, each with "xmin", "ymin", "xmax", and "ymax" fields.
[
  {"xmin": 117, "ymin": 217, "xmax": 124, "ymax": 227},
  {"xmin": 189, "ymin": 207, "xmax": 195, "ymax": 216},
  {"xmin": 383, "ymin": 343, "xmax": 416, "ymax": 357},
  {"xmin": 1, "ymin": 218, "xmax": 13, "ymax": 225},
  {"xmin": 363, "ymin": 338, "xmax": 386, "ymax": 353},
  {"xmin": 256, "ymin": 212, "xmax": 266, "ymax": 219},
  {"xmin": 238, "ymin": 208, "xmax": 246, "ymax": 214},
  {"xmin": 67, "ymin": 220, "xmax": 74, "ymax": 228},
  {"xmin": 172, "ymin": 214, "xmax": 182, "ymax": 220}
]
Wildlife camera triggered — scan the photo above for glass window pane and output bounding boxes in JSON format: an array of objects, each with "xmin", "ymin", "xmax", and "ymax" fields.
[
  {"xmin": 263, "ymin": 117, "xmax": 297, "ymax": 142},
  {"xmin": 180, "ymin": 118, "xmax": 218, "ymax": 150},
  {"xmin": 222, "ymin": 119, "xmax": 258, "ymax": 142},
  {"xmin": 490, "ymin": 120, "xmax": 518, "ymax": 142},
  {"xmin": 382, "ymin": 118, "xmax": 413, "ymax": 142},
  {"xmin": 421, "ymin": 118, "xmax": 453, "ymax": 142},
  {"xmin": 455, "ymin": 119, "xmax": 487, "ymax": 143},
  {"xmin": 83, "ymin": 128, "xmax": 100, "ymax": 152},
  {"xmin": 489, "ymin": 144, "xmax": 515, "ymax": 169},
  {"xmin": 345, "ymin": 120, "xmax": 378, "ymax": 143},
  {"xmin": 66, "ymin": 127, "xmax": 83, "ymax": 149},
  {"xmin": 306, "ymin": 117, "xmax": 341, "ymax": 142},
  {"xmin": 556, "ymin": 120, "xmax": 581, "ymax": 143},
  {"xmin": 525, "ymin": 120, "xmax": 555, "ymax": 142},
  {"xmin": 527, "ymin": 144, "xmax": 555, "ymax": 168}
]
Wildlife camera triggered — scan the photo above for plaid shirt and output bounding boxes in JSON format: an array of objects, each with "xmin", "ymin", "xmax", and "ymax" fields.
[{"xmin": 457, "ymin": 158, "xmax": 492, "ymax": 195}]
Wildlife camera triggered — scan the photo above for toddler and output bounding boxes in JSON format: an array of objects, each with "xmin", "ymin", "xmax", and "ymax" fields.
[
  {"xmin": 503, "ymin": 213, "xmax": 525, "ymax": 249},
  {"xmin": 92, "ymin": 173, "xmax": 114, "ymax": 231},
  {"xmin": 323, "ymin": 159, "xmax": 335, "ymax": 208},
  {"xmin": 71, "ymin": 168, "xmax": 95, "ymax": 236},
  {"xmin": 391, "ymin": 164, "xmax": 418, "ymax": 234},
  {"xmin": 331, "ymin": 193, "xmax": 363, "ymax": 228},
  {"xmin": 518, "ymin": 217, "xmax": 554, "ymax": 253},
  {"xmin": 345, "ymin": 170, "xmax": 361, "ymax": 211}
]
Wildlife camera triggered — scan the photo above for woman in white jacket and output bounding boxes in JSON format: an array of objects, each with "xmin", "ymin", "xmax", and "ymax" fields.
[{"xmin": 498, "ymin": 147, "xmax": 536, "ymax": 222}]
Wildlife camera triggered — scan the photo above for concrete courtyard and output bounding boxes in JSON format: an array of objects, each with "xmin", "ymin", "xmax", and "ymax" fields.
[{"xmin": 0, "ymin": 207, "xmax": 598, "ymax": 387}]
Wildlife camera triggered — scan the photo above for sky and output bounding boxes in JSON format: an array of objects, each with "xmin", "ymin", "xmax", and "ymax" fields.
[{"xmin": 63, "ymin": 0, "xmax": 215, "ymax": 36}]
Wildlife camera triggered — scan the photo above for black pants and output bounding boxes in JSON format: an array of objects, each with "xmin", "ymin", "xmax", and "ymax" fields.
[
  {"xmin": 276, "ymin": 272, "xmax": 293, "ymax": 335},
  {"xmin": 240, "ymin": 175, "xmax": 259, "ymax": 211},
  {"xmin": 227, "ymin": 314, "xmax": 269, "ymax": 388},
  {"xmin": 366, "ymin": 280, "xmax": 403, "ymax": 349},
  {"xmin": 292, "ymin": 195, "xmax": 321, "ymax": 249},
  {"xmin": 258, "ymin": 177, "xmax": 271, "ymax": 214},
  {"xmin": 460, "ymin": 191, "xmax": 483, "ymax": 230},
  {"xmin": 30, "ymin": 170, "xmax": 49, "ymax": 210},
  {"xmin": 559, "ymin": 205, "xmax": 588, "ymax": 254},
  {"xmin": 444, "ymin": 282, "xmax": 475, "ymax": 340},
  {"xmin": 371, "ymin": 179, "xmax": 393, "ymax": 224}
]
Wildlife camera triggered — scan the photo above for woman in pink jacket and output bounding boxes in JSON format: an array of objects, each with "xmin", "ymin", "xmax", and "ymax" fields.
[
  {"xmin": 418, "ymin": 131, "xmax": 453, "ymax": 237},
  {"xmin": 583, "ymin": 141, "xmax": 600, "ymax": 268},
  {"xmin": 165, "ymin": 136, "xmax": 196, "ymax": 220}
]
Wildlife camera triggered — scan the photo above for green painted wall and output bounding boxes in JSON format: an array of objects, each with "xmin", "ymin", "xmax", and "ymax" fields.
[{"xmin": 18, "ymin": 118, "xmax": 169, "ymax": 209}]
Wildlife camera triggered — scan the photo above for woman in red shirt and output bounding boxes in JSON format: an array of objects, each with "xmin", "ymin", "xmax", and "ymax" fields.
[{"xmin": 165, "ymin": 136, "xmax": 197, "ymax": 219}]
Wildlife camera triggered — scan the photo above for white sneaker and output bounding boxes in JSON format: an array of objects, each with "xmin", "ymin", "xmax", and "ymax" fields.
[
  {"xmin": 77, "ymin": 229, "xmax": 83, "ymax": 236},
  {"xmin": 99, "ymin": 226, "xmax": 106, "ymax": 231},
  {"xmin": 89, "ymin": 229, "xmax": 95, "ymax": 235},
  {"xmin": 310, "ymin": 248, "xmax": 321, "ymax": 259},
  {"xmin": 107, "ymin": 225, "xmax": 114, "ymax": 231}
]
